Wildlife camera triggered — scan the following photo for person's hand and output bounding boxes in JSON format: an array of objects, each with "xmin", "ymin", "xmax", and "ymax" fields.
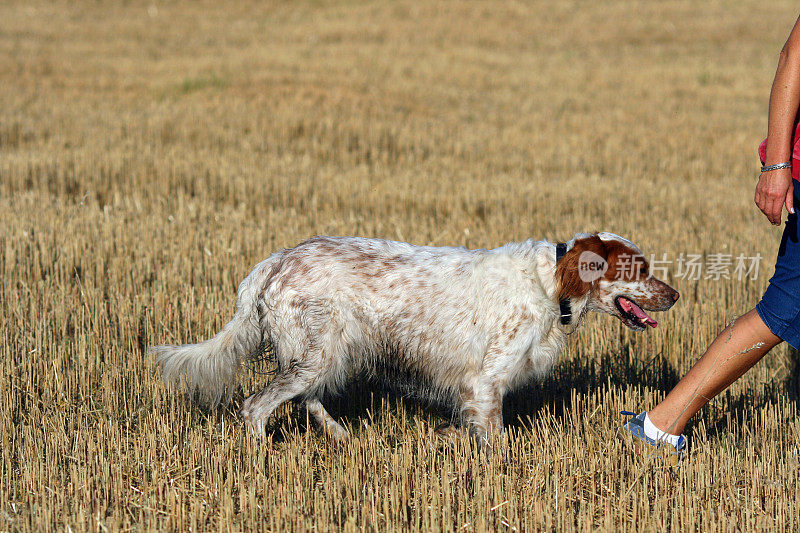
[{"xmin": 755, "ymin": 167, "xmax": 794, "ymax": 225}]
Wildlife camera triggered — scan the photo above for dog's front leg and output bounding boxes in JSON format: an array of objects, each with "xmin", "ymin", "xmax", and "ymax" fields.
[{"xmin": 459, "ymin": 380, "xmax": 504, "ymax": 444}]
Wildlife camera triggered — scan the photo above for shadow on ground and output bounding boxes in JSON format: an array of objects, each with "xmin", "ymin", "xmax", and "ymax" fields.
[
  {"xmin": 503, "ymin": 346, "xmax": 681, "ymax": 430},
  {"xmin": 236, "ymin": 345, "xmax": 681, "ymax": 440},
  {"xmin": 229, "ymin": 346, "xmax": 800, "ymax": 442},
  {"xmin": 702, "ymin": 346, "xmax": 800, "ymax": 441}
]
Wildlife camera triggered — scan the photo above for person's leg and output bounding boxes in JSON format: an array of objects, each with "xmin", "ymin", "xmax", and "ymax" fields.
[{"xmin": 647, "ymin": 308, "xmax": 782, "ymax": 436}]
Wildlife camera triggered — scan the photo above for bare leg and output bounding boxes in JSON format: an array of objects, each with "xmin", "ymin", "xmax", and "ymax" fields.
[
  {"xmin": 305, "ymin": 397, "xmax": 349, "ymax": 441},
  {"xmin": 648, "ymin": 308, "xmax": 781, "ymax": 435}
]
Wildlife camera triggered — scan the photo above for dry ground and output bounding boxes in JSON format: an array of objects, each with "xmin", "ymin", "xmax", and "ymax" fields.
[{"xmin": 2, "ymin": 0, "xmax": 800, "ymax": 530}]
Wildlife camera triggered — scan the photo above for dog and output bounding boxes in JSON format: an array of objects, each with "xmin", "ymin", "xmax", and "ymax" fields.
[{"xmin": 152, "ymin": 232, "xmax": 679, "ymax": 441}]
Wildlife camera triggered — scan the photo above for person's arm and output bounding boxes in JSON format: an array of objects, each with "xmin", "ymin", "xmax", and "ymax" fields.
[{"xmin": 755, "ymin": 15, "xmax": 800, "ymax": 225}]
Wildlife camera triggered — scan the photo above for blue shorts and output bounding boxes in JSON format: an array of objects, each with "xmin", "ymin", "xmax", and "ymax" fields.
[{"xmin": 756, "ymin": 179, "xmax": 800, "ymax": 349}]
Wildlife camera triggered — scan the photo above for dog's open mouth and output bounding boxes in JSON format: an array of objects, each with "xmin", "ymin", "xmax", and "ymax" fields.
[{"xmin": 615, "ymin": 296, "xmax": 658, "ymax": 329}]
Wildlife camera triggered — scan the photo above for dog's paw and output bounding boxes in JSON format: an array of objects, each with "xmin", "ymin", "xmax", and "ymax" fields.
[
  {"xmin": 434, "ymin": 423, "xmax": 463, "ymax": 440},
  {"xmin": 324, "ymin": 423, "xmax": 350, "ymax": 442},
  {"xmin": 241, "ymin": 403, "xmax": 267, "ymax": 439},
  {"xmin": 243, "ymin": 416, "xmax": 266, "ymax": 439}
]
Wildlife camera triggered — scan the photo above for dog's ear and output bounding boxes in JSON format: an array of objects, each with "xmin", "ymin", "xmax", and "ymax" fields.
[{"xmin": 555, "ymin": 235, "xmax": 608, "ymax": 300}]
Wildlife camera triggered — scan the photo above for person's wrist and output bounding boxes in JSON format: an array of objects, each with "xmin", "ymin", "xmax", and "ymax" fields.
[{"xmin": 761, "ymin": 161, "xmax": 792, "ymax": 172}]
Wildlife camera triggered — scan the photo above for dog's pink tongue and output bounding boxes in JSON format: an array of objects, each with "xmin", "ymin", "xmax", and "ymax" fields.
[{"xmin": 620, "ymin": 298, "xmax": 658, "ymax": 327}]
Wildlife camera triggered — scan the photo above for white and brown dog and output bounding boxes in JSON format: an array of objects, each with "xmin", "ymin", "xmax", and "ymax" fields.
[{"xmin": 152, "ymin": 233, "xmax": 679, "ymax": 441}]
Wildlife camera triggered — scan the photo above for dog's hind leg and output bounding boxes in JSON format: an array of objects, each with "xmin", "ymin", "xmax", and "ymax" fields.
[
  {"xmin": 305, "ymin": 397, "xmax": 349, "ymax": 441},
  {"xmin": 241, "ymin": 297, "xmax": 348, "ymax": 437},
  {"xmin": 241, "ymin": 364, "xmax": 319, "ymax": 438}
]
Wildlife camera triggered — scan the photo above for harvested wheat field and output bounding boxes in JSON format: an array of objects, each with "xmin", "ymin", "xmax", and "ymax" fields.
[{"xmin": 2, "ymin": 0, "xmax": 800, "ymax": 530}]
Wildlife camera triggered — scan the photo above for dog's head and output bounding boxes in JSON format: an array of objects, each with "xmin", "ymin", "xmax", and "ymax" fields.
[{"xmin": 555, "ymin": 232, "xmax": 679, "ymax": 331}]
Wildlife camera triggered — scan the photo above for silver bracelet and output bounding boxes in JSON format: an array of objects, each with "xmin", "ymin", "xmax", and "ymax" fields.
[{"xmin": 761, "ymin": 161, "xmax": 792, "ymax": 172}]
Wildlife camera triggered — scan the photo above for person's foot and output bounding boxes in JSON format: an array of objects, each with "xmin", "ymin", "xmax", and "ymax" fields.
[{"xmin": 621, "ymin": 411, "xmax": 687, "ymax": 467}]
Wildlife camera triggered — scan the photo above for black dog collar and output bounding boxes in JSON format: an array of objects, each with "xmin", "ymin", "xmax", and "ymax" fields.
[{"xmin": 555, "ymin": 242, "xmax": 571, "ymax": 325}]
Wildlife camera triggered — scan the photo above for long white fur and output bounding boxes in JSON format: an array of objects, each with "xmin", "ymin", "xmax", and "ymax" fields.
[
  {"xmin": 152, "ymin": 233, "xmax": 672, "ymax": 440},
  {"xmin": 150, "ymin": 260, "xmax": 270, "ymax": 407}
]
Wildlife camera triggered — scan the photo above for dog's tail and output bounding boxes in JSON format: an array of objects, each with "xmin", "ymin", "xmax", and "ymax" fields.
[{"xmin": 150, "ymin": 258, "xmax": 274, "ymax": 408}]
